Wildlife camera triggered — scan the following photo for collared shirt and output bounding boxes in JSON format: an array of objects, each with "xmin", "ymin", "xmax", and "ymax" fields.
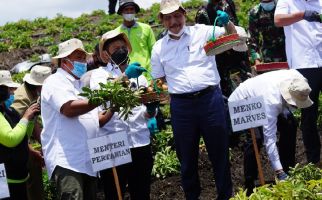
[
  {"xmin": 228, "ymin": 69, "xmax": 304, "ymax": 171},
  {"xmin": 90, "ymin": 64, "xmax": 150, "ymax": 148},
  {"xmin": 151, "ymin": 24, "xmax": 225, "ymax": 94},
  {"xmin": 115, "ymin": 22, "xmax": 156, "ymax": 73},
  {"xmin": 275, "ymin": 0, "xmax": 322, "ymax": 69},
  {"xmin": 41, "ymin": 68, "xmax": 99, "ymax": 178}
]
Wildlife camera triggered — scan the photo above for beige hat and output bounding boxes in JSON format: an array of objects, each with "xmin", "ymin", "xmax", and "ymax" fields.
[
  {"xmin": 52, "ymin": 38, "xmax": 89, "ymax": 65},
  {"xmin": 160, "ymin": 0, "xmax": 185, "ymax": 15},
  {"xmin": 23, "ymin": 65, "xmax": 51, "ymax": 86},
  {"xmin": 279, "ymin": 77, "xmax": 313, "ymax": 109},
  {"xmin": 99, "ymin": 30, "xmax": 132, "ymax": 63},
  {"xmin": 0, "ymin": 70, "xmax": 20, "ymax": 88}
]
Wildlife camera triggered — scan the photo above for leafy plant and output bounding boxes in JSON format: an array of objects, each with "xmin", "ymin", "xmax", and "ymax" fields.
[
  {"xmin": 152, "ymin": 146, "xmax": 180, "ymax": 178},
  {"xmin": 42, "ymin": 171, "xmax": 57, "ymax": 200},
  {"xmin": 79, "ymin": 81, "xmax": 141, "ymax": 120},
  {"xmin": 12, "ymin": 71, "xmax": 28, "ymax": 83}
]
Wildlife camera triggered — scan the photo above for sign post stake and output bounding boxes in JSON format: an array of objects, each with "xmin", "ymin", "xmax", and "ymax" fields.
[
  {"xmin": 250, "ymin": 128, "xmax": 265, "ymax": 186},
  {"xmin": 112, "ymin": 167, "xmax": 122, "ymax": 200}
]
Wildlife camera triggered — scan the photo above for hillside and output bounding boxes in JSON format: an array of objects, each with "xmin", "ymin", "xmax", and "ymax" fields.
[{"xmin": 0, "ymin": 0, "xmax": 259, "ymax": 70}]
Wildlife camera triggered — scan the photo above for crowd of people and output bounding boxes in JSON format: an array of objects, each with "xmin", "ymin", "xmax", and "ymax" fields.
[{"xmin": 0, "ymin": 0, "xmax": 321, "ymax": 199}]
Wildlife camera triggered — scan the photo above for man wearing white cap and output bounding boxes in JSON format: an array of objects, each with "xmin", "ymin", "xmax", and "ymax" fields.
[
  {"xmin": 229, "ymin": 69, "xmax": 313, "ymax": 181},
  {"xmin": 41, "ymin": 38, "xmax": 103, "ymax": 199},
  {"xmin": 151, "ymin": 0, "xmax": 237, "ymax": 199},
  {"xmin": 274, "ymin": 0, "xmax": 322, "ymax": 166},
  {"xmin": 10, "ymin": 65, "xmax": 51, "ymax": 200}
]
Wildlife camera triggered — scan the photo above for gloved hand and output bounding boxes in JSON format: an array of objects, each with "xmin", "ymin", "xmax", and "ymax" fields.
[
  {"xmin": 303, "ymin": 10, "xmax": 322, "ymax": 23},
  {"xmin": 216, "ymin": 10, "xmax": 229, "ymax": 26},
  {"xmin": 147, "ymin": 117, "xmax": 159, "ymax": 135},
  {"xmin": 125, "ymin": 62, "xmax": 147, "ymax": 79},
  {"xmin": 146, "ymin": 101, "xmax": 159, "ymax": 116}
]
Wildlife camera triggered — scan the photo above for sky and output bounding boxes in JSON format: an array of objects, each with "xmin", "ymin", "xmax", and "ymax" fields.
[{"xmin": 0, "ymin": 0, "xmax": 165, "ymax": 26}]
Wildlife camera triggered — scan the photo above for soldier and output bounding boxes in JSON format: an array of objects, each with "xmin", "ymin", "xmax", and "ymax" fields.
[{"xmin": 248, "ymin": 0, "xmax": 286, "ymax": 65}]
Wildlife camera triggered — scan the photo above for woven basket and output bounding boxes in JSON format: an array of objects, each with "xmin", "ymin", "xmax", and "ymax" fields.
[
  {"xmin": 256, "ymin": 62, "xmax": 289, "ymax": 72},
  {"xmin": 204, "ymin": 34, "xmax": 242, "ymax": 56},
  {"xmin": 139, "ymin": 92, "xmax": 169, "ymax": 104}
]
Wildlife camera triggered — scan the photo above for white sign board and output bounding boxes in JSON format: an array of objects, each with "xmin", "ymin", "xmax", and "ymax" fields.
[
  {"xmin": 87, "ymin": 131, "xmax": 132, "ymax": 172},
  {"xmin": 0, "ymin": 163, "xmax": 10, "ymax": 199},
  {"xmin": 228, "ymin": 96, "xmax": 268, "ymax": 132}
]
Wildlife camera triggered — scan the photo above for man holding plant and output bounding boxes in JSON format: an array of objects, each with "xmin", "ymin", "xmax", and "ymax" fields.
[{"xmin": 151, "ymin": 0, "xmax": 237, "ymax": 199}]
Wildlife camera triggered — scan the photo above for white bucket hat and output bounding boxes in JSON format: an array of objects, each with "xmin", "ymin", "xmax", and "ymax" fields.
[
  {"xmin": 23, "ymin": 65, "xmax": 51, "ymax": 86},
  {"xmin": 0, "ymin": 70, "xmax": 20, "ymax": 88},
  {"xmin": 52, "ymin": 38, "xmax": 89, "ymax": 65},
  {"xmin": 160, "ymin": 0, "xmax": 185, "ymax": 15},
  {"xmin": 99, "ymin": 30, "xmax": 132, "ymax": 63},
  {"xmin": 279, "ymin": 77, "xmax": 313, "ymax": 109}
]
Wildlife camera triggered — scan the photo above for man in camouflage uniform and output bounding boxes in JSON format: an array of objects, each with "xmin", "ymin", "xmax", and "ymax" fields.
[
  {"xmin": 195, "ymin": 0, "xmax": 250, "ymax": 98},
  {"xmin": 245, "ymin": 0, "xmax": 297, "ymax": 195},
  {"xmin": 248, "ymin": 0, "xmax": 286, "ymax": 64}
]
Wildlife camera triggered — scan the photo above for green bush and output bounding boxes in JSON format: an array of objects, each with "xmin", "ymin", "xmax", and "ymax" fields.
[
  {"xmin": 42, "ymin": 171, "xmax": 57, "ymax": 200},
  {"xmin": 152, "ymin": 146, "xmax": 180, "ymax": 178}
]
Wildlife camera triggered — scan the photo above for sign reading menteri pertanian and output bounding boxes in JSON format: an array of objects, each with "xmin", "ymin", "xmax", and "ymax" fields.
[
  {"xmin": 87, "ymin": 131, "xmax": 132, "ymax": 172},
  {"xmin": 228, "ymin": 96, "xmax": 268, "ymax": 132},
  {"xmin": 0, "ymin": 163, "xmax": 10, "ymax": 199}
]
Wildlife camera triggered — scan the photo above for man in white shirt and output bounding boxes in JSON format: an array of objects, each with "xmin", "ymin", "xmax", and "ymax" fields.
[
  {"xmin": 41, "ymin": 38, "xmax": 105, "ymax": 199},
  {"xmin": 151, "ymin": 0, "xmax": 237, "ymax": 199},
  {"xmin": 90, "ymin": 30, "xmax": 154, "ymax": 200},
  {"xmin": 229, "ymin": 69, "xmax": 313, "ymax": 181},
  {"xmin": 274, "ymin": 0, "xmax": 322, "ymax": 165}
]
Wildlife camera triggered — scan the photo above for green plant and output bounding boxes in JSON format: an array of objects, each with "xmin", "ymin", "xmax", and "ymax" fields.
[
  {"xmin": 42, "ymin": 171, "xmax": 57, "ymax": 200},
  {"xmin": 80, "ymin": 81, "xmax": 141, "ymax": 120},
  {"xmin": 11, "ymin": 71, "xmax": 28, "ymax": 83},
  {"xmin": 30, "ymin": 54, "xmax": 41, "ymax": 62},
  {"xmin": 152, "ymin": 126, "xmax": 174, "ymax": 153},
  {"xmin": 152, "ymin": 146, "xmax": 180, "ymax": 178}
]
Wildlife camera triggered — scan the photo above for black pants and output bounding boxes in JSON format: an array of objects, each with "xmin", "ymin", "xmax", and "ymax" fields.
[
  {"xmin": 244, "ymin": 112, "xmax": 297, "ymax": 194},
  {"xmin": 100, "ymin": 144, "xmax": 153, "ymax": 200},
  {"xmin": 171, "ymin": 87, "xmax": 232, "ymax": 200},
  {"xmin": 3, "ymin": 182, "xmax": 27, "ymax": 200},
  {"xmin": 108, "ymin": 0, "xmax": 117, "ymax": 14},
  {"xmin": 297, "ymin": 68, "xmax": 322, "ymax": 164}
]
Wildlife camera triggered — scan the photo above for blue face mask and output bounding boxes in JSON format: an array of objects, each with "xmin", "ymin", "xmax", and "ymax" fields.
[
  {"xmin": 261, "ymin": 1, "xmax": 275, "ymax": 11},
  {"xmin": 5, "ymin": 94, "xmax": 14, "ymax": 108},
  {"xmin": 65, "ymin": 59, "xmax": 87, "ymax": 78}
]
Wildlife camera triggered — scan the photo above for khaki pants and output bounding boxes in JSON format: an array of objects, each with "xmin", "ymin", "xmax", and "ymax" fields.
[{"xmin": 53, "ymin": 166, "xmax": 97, "ymax": 200}]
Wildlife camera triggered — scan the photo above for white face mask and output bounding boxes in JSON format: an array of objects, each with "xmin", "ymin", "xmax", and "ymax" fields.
[
  {"xmin": 168, "ymin": 26, "xmax": 186, "ymax": 37},
  {"xmin": 122, "ymin": 14, "xmax": 135, "ymax": 21}
]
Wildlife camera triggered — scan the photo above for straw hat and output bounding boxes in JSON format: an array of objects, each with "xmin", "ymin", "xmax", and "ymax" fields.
[
  {"xmin": 52, "ymin": 38, "xmax": 89, "ymax": 65},
  {"xmin": 99, "ymin": 30, "xmax": 132, "ymax": 63},
  {"xmin": 23, "ymin": 65, "xmax": 51, "ymax": 86},
  {"xmin": 0, "ymin": 70, "xmax": 20, "ymax": 88},
  {"xmin": 160, "ymin": 0, "xmax": 185, "ymax": 15},
  {"xmin": 279, "ymin": 77, "xmax": 313, "ymax": 109},
  {"xmin": 117, "ymin": 0, "xmax": 140, "ymax": 15}
]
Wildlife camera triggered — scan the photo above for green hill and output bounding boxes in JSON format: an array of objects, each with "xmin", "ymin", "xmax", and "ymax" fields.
[{"xmin": 0, "ymin": 0, "xmax": 258, "ymax": 70}]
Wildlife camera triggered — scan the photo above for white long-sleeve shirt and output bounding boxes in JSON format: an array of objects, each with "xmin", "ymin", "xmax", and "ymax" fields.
[{"xmin": 228, "ymin": 69, "xmax": 304, "ymax": 171}]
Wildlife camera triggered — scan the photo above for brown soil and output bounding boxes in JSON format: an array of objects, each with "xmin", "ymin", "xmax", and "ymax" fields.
[{"xmin": 149, "ymin": 130, "xmax": 311, "ymax": 200}]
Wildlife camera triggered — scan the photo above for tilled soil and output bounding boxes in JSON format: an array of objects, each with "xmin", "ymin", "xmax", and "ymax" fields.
[{"xmin": 149, "ymin": 130, "xmax": 311, "ymax": 200}]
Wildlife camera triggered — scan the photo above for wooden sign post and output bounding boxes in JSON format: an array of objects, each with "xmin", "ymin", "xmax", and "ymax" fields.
[
  {"xmin": 88, "ymin": 131, "xmax": 132, "ymax": 200},
  {"xmin": 228, "ymin": 96, "xmax": 268, "ymax": 186}
]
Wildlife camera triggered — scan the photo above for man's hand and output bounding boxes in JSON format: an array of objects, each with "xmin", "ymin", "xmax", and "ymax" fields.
[
  {"xmin": 29, "ymin": 147, "xmax": 45, "ymax": 167},
  {"xmin": 303, "ymin": 10, "xmax": 321, "ymax": 23},
  {"xmin": 125, "ymin": 62, "xmax": 147, "ymax": 79},
  {"xmin": 216, "ymin": 10, "xmax": 229, "ymax": 26}
]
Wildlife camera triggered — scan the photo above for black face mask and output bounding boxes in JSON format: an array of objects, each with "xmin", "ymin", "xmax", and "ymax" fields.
[
  {"xmin": 0, "ymin": 86, "xmax": 9, "ymax": 103},
  {"xmin": 110, "ymin": 48, "xmax": 129, "ymax": 66}
]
